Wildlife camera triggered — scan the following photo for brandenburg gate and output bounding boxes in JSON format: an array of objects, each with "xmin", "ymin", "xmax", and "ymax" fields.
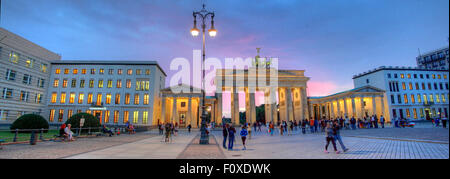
[{"xmin": 214, "ymin": 66, "xmax": 310, "ymax": 125}]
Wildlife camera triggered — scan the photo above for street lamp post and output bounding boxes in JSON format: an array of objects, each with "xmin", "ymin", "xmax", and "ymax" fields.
[{"xmin": 190, "ymin": 4, "xmax": 216, "ymax": 144}]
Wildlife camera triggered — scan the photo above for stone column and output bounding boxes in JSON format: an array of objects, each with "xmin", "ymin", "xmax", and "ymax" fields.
[
  {"xmin": 360, "ymin": 96, "xmax": 365, "ymax": 118},
  {"xmin": 187, "ymin": 97, "xmax": 192, "ymax": 126},
  {"xmin": 286, "ymin": 88, "xmax": 294, "ymax": 122},
  {"xmin": 161, "ymin": 97, "xmax": 166, "ymax": 123},
  {"xmin": 336, "ymin": 99, "xmax": 341, "ymax": 118},
  {"xmin": 300, "ymin": 87, "xmax": 308, "ymax": 120},
  {"xmin": 351, "ymin": 97, "xmax": 356, "ymax": 118},
  {"xmin": 271, "ymin": 88, "xmax": 278, "ymax": 123},
  {"xmin": 250, "ymin": 92, "xmax": 256, "ymax": 123},
  {"xmin": 343, "ymin": 98, "xmax": 348, "ymax": 118},
  {"xmin": 217, "ymin": 92, "xmax": 223, "ymax": 124},
  {"xmin": 372, "ymin": 96, "xmax": 377, "ymax": 116},
  {"xmin": 278, "ymin": 88, "xmax": 287, "ymax": 122},
  {"xmin": 380, "ymin": 95, "xmax": 385, "ymax": 116},
  {"xmin": 330, "ymin": 101, "xmax": 335, "ymax": 119},
  {"xmin": 231, "ymin": 88, "xmax": 240, "ymax": 125},
  {"xmin": 172, "ymin": 97, "xmax": 177, "ymax": 124},
  {"xmin": 264, "ymin": 89, "xmax": 272, "ymax": 123}
]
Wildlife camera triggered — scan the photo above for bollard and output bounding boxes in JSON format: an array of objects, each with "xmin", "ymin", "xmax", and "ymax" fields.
[
  {"xmin": 39, "ymin": 128, "xmax": 44, "ymax": 141},
  {"xmin": 30, "ymin": 130, "xmax": 37, "ymax": 145},
  {"xmin": 13, "ymin": 129, "xmax": 18, "ymax": 142}
]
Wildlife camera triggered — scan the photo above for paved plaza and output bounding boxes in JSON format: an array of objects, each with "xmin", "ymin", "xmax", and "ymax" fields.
[{"xmin": 0, "ymin": 127, "xmax": 448, "ymax": 159}]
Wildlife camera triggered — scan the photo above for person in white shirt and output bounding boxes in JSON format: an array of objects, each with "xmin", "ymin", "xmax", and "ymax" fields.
[{"xmin": 64, "ymin": 124, "xmax": 74, "ymax": 141}]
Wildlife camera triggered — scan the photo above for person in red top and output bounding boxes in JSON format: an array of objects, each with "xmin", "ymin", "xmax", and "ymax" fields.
[{"xmin": 309, "ymin": 118, "xmax": 315, "ymax": 133}]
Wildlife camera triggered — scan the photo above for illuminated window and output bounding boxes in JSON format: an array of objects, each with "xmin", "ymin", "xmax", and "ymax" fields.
[
  {"xmin": 62, "ymin": 79, "xmax": 68, "ymax": 88},
  {"xmin": 40, "ymin": 64, "xmax": 48, "ymax": 73},
  {"xmin": 55, "ymin": 69, "xmax": 61, "ymax": 74},
  {"xmin": 53, "ymin": 79, "xmax": 59, "ymax": 87},
  {"xmin": 26, "ymin": 59, "xmax": 34, "ymax": 68},
  {"xmin": 409, "ymin": 83, "xmax": 413, "ymax": 90},
  {"xmin": 91, "ymin": 69, "xmax": 96, "ymax": 74},
  {"xmin": 403, "ymin": 94, "xmax": 408, "ymax": 103},
  {"xmin": 105, "ymin": 110, "xmax": 110, "ymax": 123},
  {"xmin": 127, "ymin": 69, "xmax": 132, "ymax": 75},
  {"xmin": 9, "ymin": 51, "xmax": 20, "ymax": 63},
  {"xmin": 442, "ymin": 94, "xmax": 446, "ymax": 103},
  {"xmin": 143, "ymin": 94, "xmax": 149, "ymax": 105},
  {"xmin": 145, "ymin": 69, "xmax": 150, "ymax": 75},
  {"xmin": 438, "ymin": 75, "xmax": 441, "ymax": 79},
  {"xmin": 133, "ymin": 111, "xmax": 139, "ymax": 124},
  {"xmin": 97, "ymin": 93, "xmax": 102, "ymax": 106},
  {"xmin": 413, "ymin": 109, "xmax": 417, "ymax": 119},
  {"xmin": 436, "ymin": 94, "xmax": 440, "ymax": 103},
  {"xmin": 407, "ymin": 74, "xmax": 411, "ymax": 79},
  {"xmin": 429, "ymin": 95, "xmax": 434, "ymax": 102},
  {"xmin": 400, "ymin": 74, "xmax": 404, "ymax": 79},
  {"xmin": 68, "ymin": 110, "xmax": 73, "ymax": 119},
  {"xmin": 444, "ymin": 75, "xmax": 447, "ymax": 79},
  {"xmin": 145, "ymin": 81, "xmax": 149, "ymax": 90},
  {"xmin": 69, "ymin": 93, "xmax": 75, "ymax": 104},
  {"xmin": 107, "ymin": 80, "xmax": 113, "ymax": 88},
  {"xmin": 117, "ymin": 80, "xmax": 122, "ymax": 88},
  {"xmin": 422, "ymin": 83, "xmax": 426, "ymax": 90},
  {"xmin": 64, "ymin": 69, "xmax": 69, "ymax": 74},
  {"xmin": 58, "ymin": 109, "xmax": 64, "ymax": 122},
  {"xmin": 118, "ymin": 69, "xmax": 123, "ymax": 75},
  {"xmin": 417, "ymin": 94, "xmax": 421, "ymax": 103},
  {"xmin": 415, "ymin": 83, "xmax": 419, "ymax": 90},
  {"xmin": 73, "ymin": 69, "xmax": 78, "ymax": 74},
  {"xmin": 35, "ymin": 94, "xmax": 42, "ymax": 104},
  {"xmin": 51, "ymin": 93, "xmax": 57, "ymax": 103},
  {"xmin": 134, "ymin": 94, "xmax": 140, "ymax": 105},
  {"xmin": 406, "ymin": 109, "xmax": 410, "ymax": 118},
  {"xmin": 143, "ymin": 111, "xmax": 148, "ymax": 124},
  {"xmin": 49, "ymin": 109, "xmax": 55, "ymax": 122},
  {"xmin": 432, "ymin": 74, "xmax": 435, "ymax": 79},
  {"xmin": 115, "ymin": 94, "xmax": 121, "ymax": 104},
  {"xmin": 98, "ymin": 80, "xmax": 104, "ymax": 88},
  {"xmin": 106, "ymin": 94, "xmax": 111, "ymax": 104},
  {"xmin": 423, "ymin": 94, "xmax": 428, "ymax": 104},
  {"xmin": 420, "ymin": 108, "xmax": 424, "ymax": 118},
  {"xmin": 80, "ymin": 79, "xmax": 85, "ymax": 88},
  {"xmin": 136, "ymin": 69, "xmax": 141, "ymax": 75},
  {"xmin": 108, "ymin": 69, "xmax": 114, "ymax": 74},
  {"xmin": 88, "ymin": 93, "xmax": 93, "ymax": 104},
  {"xmin": 136, "ymin": 81, "xmax": 140, "ymax": 90},
  {"xmin": 114, "ymin": 111, "xmax": 119, "ymax": 123},
  {"xmin": 411, "ymin": 95, "xmax": 415, "ymax": 103},
  {"xmin": 86, "ymin": 110, "xmax": 91, "ymax": 114},
  {"xmin": 60, "ymin": 92, "xmax": 66, "ymax": 104},
  {"xmin": 124, "ymin": 111, "xmax": 129, "ymax": 123},
  {"xmin": 89, "ymin": 80, "xmax": 94, "ymax": 88},
  {"xmin": 78, "ymin": 93, "xmax": 84, "ymax": 104},
  {"xmin": 126, "ymin": 79, "xmax": 131, "ymax": 88},
  {"xmin": 402, "ymin": 82, "xmax": 406, "ymax": 90},
  {"xmin": 81, "ymin": 69, "xmax": 86, "ymax": 74},
  {"xmin": 99, "ymin": 69, "xmax": 104, "ymax": 74},
  {"xmin": 125, "ymin": 93, "xmax": 130, "ymax": 104}
]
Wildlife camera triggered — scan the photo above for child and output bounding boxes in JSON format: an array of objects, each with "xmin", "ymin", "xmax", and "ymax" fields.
[{"xmin": 240, "ymin": 126, "xmax": 248, "ymax": 150}]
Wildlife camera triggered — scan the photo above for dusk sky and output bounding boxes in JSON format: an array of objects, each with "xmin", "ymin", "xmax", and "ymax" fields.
[{"xmin": 1, "ymin": 0, "xmax": 449, "ymax": 115}]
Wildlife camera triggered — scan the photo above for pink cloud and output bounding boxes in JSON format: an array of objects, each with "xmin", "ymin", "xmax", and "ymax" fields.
[{"xmin": 307, "ymin": 80, "xmax": 350, "ymax": 97}]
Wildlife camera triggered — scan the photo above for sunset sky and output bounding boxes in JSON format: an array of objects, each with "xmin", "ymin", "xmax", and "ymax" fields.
[{"xmin": 1, "ymin": 0, "xmax": 448, "ymax": 116}]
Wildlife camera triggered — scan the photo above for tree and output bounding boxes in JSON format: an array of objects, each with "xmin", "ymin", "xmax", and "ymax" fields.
[
  {"xmin": 65, "ymin": 113, "xmax": 101, "ymax": 133},
  {"xmin": 10, "ymin": 114, "xmax": 49, "ymax": 133}
]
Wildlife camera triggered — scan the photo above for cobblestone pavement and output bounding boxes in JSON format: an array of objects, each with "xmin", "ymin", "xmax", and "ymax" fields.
[
  {"xmin": 66, "ymin": 131, "xmax": 196, "ymax": 159},
  {"xmin": 334, "ymin": 127, "xmax": 448, "ymax": 143},
  {"xmin": 213, "ymin": 127, "xmax": 449, "ymax": 159},
  {"xmin": 0, "ymin": 133, "xmax": 155, "ymax": 159}
]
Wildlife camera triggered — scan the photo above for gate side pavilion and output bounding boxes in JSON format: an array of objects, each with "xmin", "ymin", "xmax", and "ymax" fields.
[{"xmin": 308, "ymin": 86, "xmax": 389, "ymax": 122}]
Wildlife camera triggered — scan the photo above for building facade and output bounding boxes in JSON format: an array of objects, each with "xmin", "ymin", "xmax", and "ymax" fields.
[
  {"xmin": 416, "ymin": 46, "xmax": 449, "ymax": 70},
  {"xmin": 0, "ymin": 27, "xmax": 61, "ymax": 124},
  {"xmin": 353, "ymin": 66, "xmax": 449, "ymax": 121},
  {"xmin": 45, "ymin": 61, "xmax": 166, "ymax": 126}
]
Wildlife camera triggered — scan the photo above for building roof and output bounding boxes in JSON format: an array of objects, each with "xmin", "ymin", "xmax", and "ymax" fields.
[
  {"xmin": 309, "ymin": 85, "xmax": 385, "ymax": 100},
  {"xmin": 50, "ymin": 60, "xmax": 167, "ymax": 76},
  {"xmin": 352, "ymin": 66, "xmax": 449, "ymax": 79},
  {"xmin": 161, "ymin": 84, "xmax": 204, "ymax": 94}
]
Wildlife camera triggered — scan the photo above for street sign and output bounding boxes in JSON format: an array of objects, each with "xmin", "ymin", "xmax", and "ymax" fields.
[{"xmin": 80, "ymin": 117, "xmax": 85, "ymax": 127}]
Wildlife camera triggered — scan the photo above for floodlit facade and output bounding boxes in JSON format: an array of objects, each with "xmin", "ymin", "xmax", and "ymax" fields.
[
  {"xmin": 45, "ymin": 61, "xmax": 166, "ymax": 126},
  {"xmin": 416, "ymin": 46, "xmax": 449, "ymax": 70},
  {"xmin": 353, "ymin": 66, "xmax": 449, "ymax": 121},
  {"xmin": 0, "ymin": 27, "xmax": 61, "ymax": 124}
]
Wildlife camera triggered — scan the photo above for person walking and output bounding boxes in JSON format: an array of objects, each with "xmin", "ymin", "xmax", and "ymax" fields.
[
  {"xmin": 379, "ymin": 115, "xmax": 385, "ymax": 128},
  {"xmin": 442, "ymin": 115, "xmax": 447, "ymax": 128},
  {"xmin": 187, "ymin": 124, "xmax": 192, "ymax": 133},
  {"xmin": 269, "ymin": 122, "xmax": 275, "ymax": 136},
  {"xmin": 301, "ymin": 119, "xmax": 307, "ymax": 134},
  {"xmin": 222, "ymin": 123, "xmax": 228, "ymax": 149},
  {"xmin": 240, "ymin": 126, "xmax": 248, "ymax": 150},
  {"xmin": 332, "ymin": 121, "xmax": 349, "ymax": 152},
  {"xmin": 228, "ymin": 125, "xmax": 236, "ymax": 150},
  {"xmin": 324, "ymin": 123, "xmax": 339, "ymax": 154}
]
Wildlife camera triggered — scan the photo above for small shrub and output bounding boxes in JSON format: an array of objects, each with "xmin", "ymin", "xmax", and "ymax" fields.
[
  {"xmin": 10, "ymin": 114, "xmax": 49, "ymax": 133},
  {"xmin": 65, "ymin": 113, "xmax": 101, "ymax": 133}
]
